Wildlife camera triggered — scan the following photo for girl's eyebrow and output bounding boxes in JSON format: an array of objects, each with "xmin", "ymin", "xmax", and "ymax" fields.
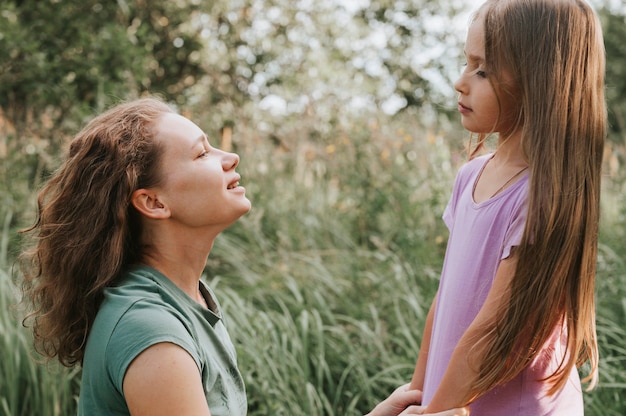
[{"xmin": 464, "ymin": 51, "xmax": 485, "ymax": 63}]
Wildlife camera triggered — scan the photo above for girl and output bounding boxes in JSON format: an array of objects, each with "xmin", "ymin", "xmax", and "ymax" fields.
[
  {"xmin": 408, "ymin": 0, "xmax": 606, "ymax": 414},
  {"xmin": 19, "ymin": 97, "xmax": 462, "ymax": 416}
]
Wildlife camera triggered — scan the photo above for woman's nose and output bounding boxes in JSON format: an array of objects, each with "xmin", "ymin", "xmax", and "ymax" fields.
[{"xmin": 222, "ymin": 151, "xmax": 240, "ymax": 170}]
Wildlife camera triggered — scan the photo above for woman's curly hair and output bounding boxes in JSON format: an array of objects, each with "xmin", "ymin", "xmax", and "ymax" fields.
[{"xmin": 19, "ymin": 97, "xmax": 173, "ymax": 366}]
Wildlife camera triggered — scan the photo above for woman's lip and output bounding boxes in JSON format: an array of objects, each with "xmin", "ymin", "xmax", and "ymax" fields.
[
  {"xmin": 227, "ymin": 175, "xmax": 241, "ymax": 189},
  {"xmin": 229, "ymin": 185, "xmax": 246, "ymax": 193}
]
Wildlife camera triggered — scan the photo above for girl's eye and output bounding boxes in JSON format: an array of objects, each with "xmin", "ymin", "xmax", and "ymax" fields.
[
  {"xmin": 461, "ymin": 63, "xmax": 486, "ymax": 78},
  {"xmin": 198, "ymin": 151, "xmax": 209, "ymax": 158}
]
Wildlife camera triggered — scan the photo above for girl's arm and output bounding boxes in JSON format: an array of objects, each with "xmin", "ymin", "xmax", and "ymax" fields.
[
  {"xmin": 425, "ymin": 256, "xmax": 517, "ymax": 412},
  {"xmin": 366, "ymin": 383, "xmax": 469, "ymax": 416},
  {"xmin": 123, "ymin": 342, "xmax": 212, "ymax": 416},
  {"xmin": 409, "ymin": 292, "xmax": 438, "ymax": 392}
]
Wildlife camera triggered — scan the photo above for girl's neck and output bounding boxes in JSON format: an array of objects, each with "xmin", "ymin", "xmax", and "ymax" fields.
[{"xmin": 492, "ymin": 131, "xmax": 526, "ymax": 168}]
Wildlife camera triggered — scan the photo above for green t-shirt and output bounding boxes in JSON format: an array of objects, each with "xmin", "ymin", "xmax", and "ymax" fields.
[{"xmin": 77, "ymin": 265, "xmax": 247, "ymax": 415}]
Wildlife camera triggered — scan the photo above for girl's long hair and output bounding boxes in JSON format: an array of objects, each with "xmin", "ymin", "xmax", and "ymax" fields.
[
  {"xmin": 19, "ymin": 97, "xmax": 173, "ymax": 366},
  {"xmin": 465, "ymin": 0, "xmax": 605, "ymax": 403}
]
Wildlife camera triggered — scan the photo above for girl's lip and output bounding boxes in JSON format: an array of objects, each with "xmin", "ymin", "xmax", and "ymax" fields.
[{"xmin": 458, "ymin": 102, "xmax": 472, "ymax": 113}]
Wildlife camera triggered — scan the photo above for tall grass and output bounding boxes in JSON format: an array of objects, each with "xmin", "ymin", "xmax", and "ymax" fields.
[
  {"xmin": 2, "ymin": 111, "xmax": 625, "ymax": 415},
  {"xmin": 0, "ymin": 253, "xmax": 80, "ymax": 416}
]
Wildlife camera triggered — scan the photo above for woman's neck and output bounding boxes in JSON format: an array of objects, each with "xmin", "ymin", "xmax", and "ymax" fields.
[{"xmin": 140, "ymin": 234, "xmax": 214, "ymax": 303}]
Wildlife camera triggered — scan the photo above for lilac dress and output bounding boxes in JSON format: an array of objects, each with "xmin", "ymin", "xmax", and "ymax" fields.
[{"xmin": 421, "ymin": 154, "xmax": 583, "ymax": 415}]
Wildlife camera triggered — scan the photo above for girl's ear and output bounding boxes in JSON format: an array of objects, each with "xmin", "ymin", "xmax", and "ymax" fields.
[{"xmin": 131, "ymin": 189, "xmax": 171, "ymax": 219}]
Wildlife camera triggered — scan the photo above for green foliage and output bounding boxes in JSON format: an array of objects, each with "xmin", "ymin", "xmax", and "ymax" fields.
[
  {"xmin": 2, "ymin": 114, "xmax": 626, "ymax": 414},
  {"xmin": 597, "ymin": 5, "xmax": 626, "ymax": 181},
  {"xmin": 601, "ymin": 7, "xmax": 626, "ymax": 144},
  {"xmin": 585, "ymin": 240, "xmax": 626, "ymax": 416},
  {"xmin": 1, "ymin": 0, "xmax": 626, "ymax": 415},
  {"xmin": 203, "ymin": 111, "xmax": 626, "ymax": 415},
  {"xmin": 205, "ymin": 114, "xmax": 455, "ymax": 414},
  {"xmin": 353, "ymin": 0, "xmax": 467, "ymax": 113},
  {"xmin": 0, "ymin": 0, "xmax": 205, "ymax": 134},
  {"xmin": 0, "ymin": 0, "xmax": 208, "ymax": 241}
]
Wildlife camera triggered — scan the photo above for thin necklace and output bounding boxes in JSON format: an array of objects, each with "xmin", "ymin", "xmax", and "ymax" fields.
[
  {"xmin": 473, "ymin": 157, "xmax": 529, "ymax": 200},
  {"xmin": 490, "ymin": 165, "xmax": 528, "ymax": 198}
]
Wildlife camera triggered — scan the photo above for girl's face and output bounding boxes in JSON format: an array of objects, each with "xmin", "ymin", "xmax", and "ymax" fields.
[
  {"xmin": 152, "ymin": 113, "xmax": 251, "ymax": 231},
  {"xmin": 454, "ymin": 15, "xmax": 520, "ymax": 136}
]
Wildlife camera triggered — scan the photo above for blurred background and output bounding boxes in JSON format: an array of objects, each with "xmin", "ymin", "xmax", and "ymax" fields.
[{"xmin": 1, "ymin": 0, "xmax": 625, "ymax": 415}]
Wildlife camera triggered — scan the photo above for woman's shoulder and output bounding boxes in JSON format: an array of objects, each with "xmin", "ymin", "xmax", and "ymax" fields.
[
  {"xmin": 107, "ymin": 265, "xmax": 183, "ymax": 303},
  {"xmin": 95, "ymin": 266, "xmax": 197, "ymax": 342},
  {"xmin": 99, "ymin": 288, "xmax": 200, "ymax": 370}
]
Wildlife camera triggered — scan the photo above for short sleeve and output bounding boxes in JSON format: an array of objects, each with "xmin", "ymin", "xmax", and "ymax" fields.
[
  {"xmin": 442, "ymin": 198, "xmax": 454, "ymax": 230},
  {"xmin": 442, "ymin": 167, "xmax": 464, "ymax": 230},
  {"xmin": 105, "ymin": 300, "xmax": 201, "ymax": 394},
  {"xmin": 443, "ymin": 157, "xmax": 485, "ymax": 231},
  {"xmin": 501, "ymin": 196, "xmax": 528, "ymax": 260}
]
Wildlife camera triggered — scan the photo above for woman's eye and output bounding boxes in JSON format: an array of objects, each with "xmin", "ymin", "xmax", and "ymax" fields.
[{"xmin": 476, "ymin": 70, "xmax": 487, "ymax": 78}]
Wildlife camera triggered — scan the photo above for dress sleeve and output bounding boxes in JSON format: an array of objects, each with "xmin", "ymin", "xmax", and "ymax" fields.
[{"xmin": 105, "ymin": 300, "xmax": 201, "ymax": 394}]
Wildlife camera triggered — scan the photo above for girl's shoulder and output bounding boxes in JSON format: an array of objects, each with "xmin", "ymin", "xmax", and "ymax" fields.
[
  {"xmin": 454, "ymin": 153, "xmax": 492, "ymax": 188},
  {"xmin": 459, "ymin": 153, "xmax": 492, "ymax": 175}
]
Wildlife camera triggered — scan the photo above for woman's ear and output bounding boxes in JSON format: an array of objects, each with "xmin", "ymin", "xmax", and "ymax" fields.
[{"xmin": 131, "ymin": 189, "xmax": 171, "ymax": 219}]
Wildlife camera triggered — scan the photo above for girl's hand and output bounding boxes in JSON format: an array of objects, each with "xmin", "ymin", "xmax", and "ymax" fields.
[
  {"xmin": 399, "ymin": 405, "xmax": 470, "ymax": 416},
  {"xmin": 366, "ymin": 384, "xmax": 422, "ymax": 416}
]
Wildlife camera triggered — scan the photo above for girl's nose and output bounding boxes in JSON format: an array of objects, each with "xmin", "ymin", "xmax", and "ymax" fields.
[{"xmin": 453, "ymin": 75, "xmax": 466, "ymax": 96}]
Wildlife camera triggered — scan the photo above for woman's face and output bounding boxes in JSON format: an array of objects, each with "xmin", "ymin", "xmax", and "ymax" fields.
[
  {"xmin": 151, "ymin": 112, "xmax": 251, "ymax": 231},
  {"xmin": 453, "ymin": 14, "xmax": 520, "ymax": 136}
]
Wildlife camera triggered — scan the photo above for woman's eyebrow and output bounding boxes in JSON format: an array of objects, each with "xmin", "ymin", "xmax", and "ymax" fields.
[{"xmin": 193, "ymin": 133, "xmax": 209, "ymax": 148}]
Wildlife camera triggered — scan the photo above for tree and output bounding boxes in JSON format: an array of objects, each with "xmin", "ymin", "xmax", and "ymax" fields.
[
  {"xmin": 0, "ymin": 0, "xmax": 205, "ymax": 139},
  {"xmin": 185, "ymin": 0, "xmax": 469, "ymax": 144},
  {"xmin": 0, "ymin": 0, "xmax": 207, "ymax": 243}
]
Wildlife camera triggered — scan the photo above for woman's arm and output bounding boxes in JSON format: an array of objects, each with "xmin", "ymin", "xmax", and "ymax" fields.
[
  {"xmin": 410, "ymin": 292, "xmax": 438, "ymax": 391},
  {"xmin": 123, "ymin": 342, "xmax": 212, "ymax": 416},
  {"xmin": 424, "ymin": 256, "xmax": 517, "ymax": 412}
]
